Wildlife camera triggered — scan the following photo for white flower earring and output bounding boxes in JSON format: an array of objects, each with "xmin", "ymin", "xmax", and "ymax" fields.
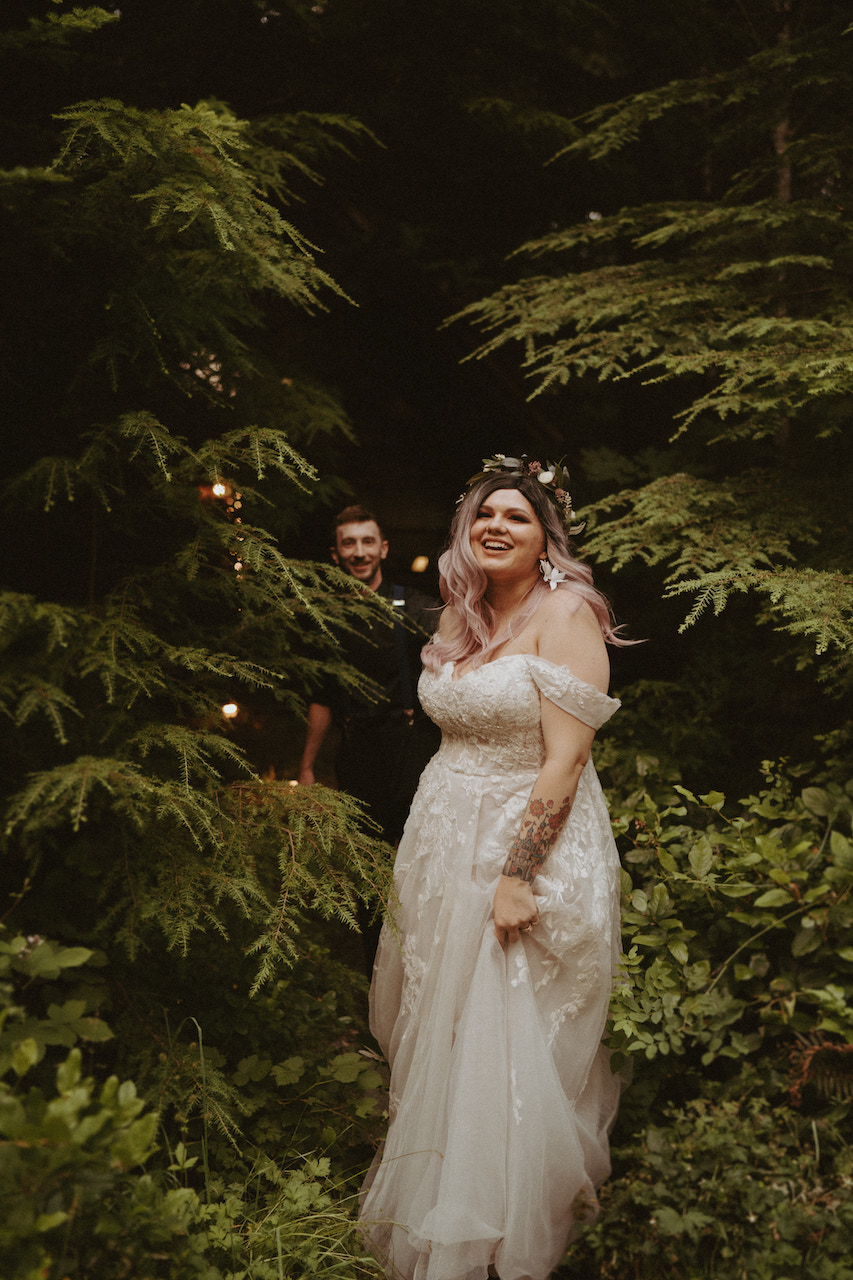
[{"xmin": 539, "ymin": 555, "xmax": 567, "ymax": 590}]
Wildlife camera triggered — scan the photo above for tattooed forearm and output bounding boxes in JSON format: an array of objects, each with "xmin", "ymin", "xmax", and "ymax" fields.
[{"xmin": 502, "ymin": 793, "xmax": 573, "ymax": 881}]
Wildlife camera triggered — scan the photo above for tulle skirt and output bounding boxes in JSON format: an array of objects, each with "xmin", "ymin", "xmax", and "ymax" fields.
[{"xmin": 359, "ymin": 750, "xmax": 622, "ymax": 1280}]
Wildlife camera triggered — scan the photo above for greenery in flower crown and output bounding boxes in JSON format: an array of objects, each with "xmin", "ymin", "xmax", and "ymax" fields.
[{"xmin": 465, "ymin": 454, "xmax": 585, "ymax": 535}]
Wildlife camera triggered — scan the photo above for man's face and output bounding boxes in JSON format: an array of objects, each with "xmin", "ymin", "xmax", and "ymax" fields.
[{"xmin": 332, "ymin": 520, "xmax": 388, "ymax": 590}]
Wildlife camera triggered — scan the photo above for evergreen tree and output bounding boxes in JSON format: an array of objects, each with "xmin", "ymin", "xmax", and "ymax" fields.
[
  {"xmin": 457, "ymin": 1, "xmax": 853, "ymax": 689},
  {"xmin": 0, "ymin": 4, "xmax": 391, "ymax": 975}
]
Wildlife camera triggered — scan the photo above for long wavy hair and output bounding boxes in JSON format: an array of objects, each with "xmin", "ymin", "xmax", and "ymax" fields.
[{"xmin": 422, "ymin": 472, "xmax": 624, "ymax": 673}]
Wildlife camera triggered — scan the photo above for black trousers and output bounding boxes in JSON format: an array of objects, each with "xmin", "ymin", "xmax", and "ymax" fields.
[{"xmin": 336, "ymin": 711, "xmax": 440, "ymax": 976}]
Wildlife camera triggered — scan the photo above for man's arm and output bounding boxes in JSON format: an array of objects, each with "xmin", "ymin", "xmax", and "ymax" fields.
[{"xmin": 298, "ymin": 702, "xmax": 332, "ymax": 785}]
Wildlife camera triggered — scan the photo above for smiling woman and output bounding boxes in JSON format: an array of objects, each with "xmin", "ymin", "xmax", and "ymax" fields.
[
  {"xmin": 470, "ymin": 491, "xmax": 546, "ymax": 585},
  {"xmin": 360, "ymin": 455, "xmax": 632, "ymax": 1280},
  {"xmin": 428, "ymin": 463, "xmax": 620, "ymax": 674}
]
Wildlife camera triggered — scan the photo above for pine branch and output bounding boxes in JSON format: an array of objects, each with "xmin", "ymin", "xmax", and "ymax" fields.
[
  {"xmin": 2, "ymin": 678, "xmax": 82, "ymax": 746},
  {"xmin": 0, "ymin": 8, "xmax": 118, "ymax": 56},
  {"xmin": 5, "ymin": 755, "xmax": 158, "ymax": 835},
  {"xmin": 667, "ymin": 568, "xmax": 853, "ymax": 654}
]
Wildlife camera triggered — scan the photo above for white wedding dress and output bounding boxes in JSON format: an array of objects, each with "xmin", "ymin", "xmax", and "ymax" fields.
[{"xmin": 360, "ymin": 653, "xmax": 622, "ymax": 1280}]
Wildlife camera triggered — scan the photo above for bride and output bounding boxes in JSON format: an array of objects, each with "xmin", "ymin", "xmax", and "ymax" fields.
[{"xmin": 360, "ymin": 455, "xmax": 627, "ymax": 1280}]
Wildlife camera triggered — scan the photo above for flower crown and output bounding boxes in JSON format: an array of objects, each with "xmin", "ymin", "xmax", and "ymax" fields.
[{"xmin": 464, "ymin": 454, "xmax": 585, "ymax": 536}]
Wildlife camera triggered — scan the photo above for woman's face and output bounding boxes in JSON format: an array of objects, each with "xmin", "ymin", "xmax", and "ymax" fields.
[{"xmin": 469, "ymin": 488, "xmax": 546, "ymax": 585}]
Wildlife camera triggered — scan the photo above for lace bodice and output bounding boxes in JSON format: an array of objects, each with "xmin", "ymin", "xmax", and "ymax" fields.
[{"xmin": 418, "ymin": 653, "xmax": 620, "ymax": 777}]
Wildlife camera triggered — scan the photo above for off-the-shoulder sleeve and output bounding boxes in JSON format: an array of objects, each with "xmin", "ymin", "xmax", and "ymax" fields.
[{"xmin": 525, "ymin": 655, "xmax": 621, "ymax": 730}]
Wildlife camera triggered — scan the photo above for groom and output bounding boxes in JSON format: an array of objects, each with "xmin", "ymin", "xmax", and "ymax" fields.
[{"xmin": 298, "ymin": 505, "xmax": 440, "ymax": 964}]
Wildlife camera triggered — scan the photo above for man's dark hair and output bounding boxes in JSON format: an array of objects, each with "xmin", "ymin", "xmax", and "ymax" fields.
[{"xmin": 332, "ymin": 504, "xmax": 385, "ymax": 541}]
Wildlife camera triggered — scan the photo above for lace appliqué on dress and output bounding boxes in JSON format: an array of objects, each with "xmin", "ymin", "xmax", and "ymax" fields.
[{"xmin": 361, "ymin": 651, "xmax": 623, "ymax": 1280}]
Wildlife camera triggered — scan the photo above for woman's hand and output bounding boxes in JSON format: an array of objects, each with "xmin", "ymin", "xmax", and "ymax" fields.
[{"xmin": 493, "ymin": 874, "xmax": 539, "ymax": 949}]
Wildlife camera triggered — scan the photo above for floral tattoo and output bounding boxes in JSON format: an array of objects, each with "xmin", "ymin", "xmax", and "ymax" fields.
[{"xmin": 503, "ymin": 794, "xmax": 573, "ymax": 881}]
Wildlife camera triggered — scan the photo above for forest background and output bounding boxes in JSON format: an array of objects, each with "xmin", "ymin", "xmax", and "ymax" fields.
[{"xmin": 1, "ymin": 2, "xmax": 852, "ymax": 1278}]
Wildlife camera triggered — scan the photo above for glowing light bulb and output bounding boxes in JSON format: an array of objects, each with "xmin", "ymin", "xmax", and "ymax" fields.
[
  {"xmin": 411, "ymin": 555, "xmax": 430, "ymax": 573},
  {"xmin": 222, "ymin": 702, "xmax": 239, "ymax": 719},
  {"xmin": 212, "ymin": 482, "xmax": 227, "ymax": 497}
]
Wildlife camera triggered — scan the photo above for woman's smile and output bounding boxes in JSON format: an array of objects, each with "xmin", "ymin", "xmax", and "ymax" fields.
[{"xmin": 470, "ymin": 489, "xmax": 545, "ymax": 578}]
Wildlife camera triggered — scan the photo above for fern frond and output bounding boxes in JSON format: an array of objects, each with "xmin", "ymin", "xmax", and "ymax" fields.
[
  {"xmin": 666, "ymin": 568, "xmax": 853, "ymax": 653},
  {"xmin": 5, "ymin": 679, "xmax": 82, "ymax": 745},
  {"xmin": 0, "ymin": 594, "xmax": 80, "ymax": 653},
  {"xmin": 0, "ymin": 7, "xmax": 117, "ymax": 55},
  {"xmin": 5, "ymin": 756, "xmax": 157, "ymax": 835}
]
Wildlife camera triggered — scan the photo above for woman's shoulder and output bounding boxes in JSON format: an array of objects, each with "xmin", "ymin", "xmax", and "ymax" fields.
[
  {"xmin": 534, "ymin": 589, "xmax": 609, "ymax": 692},
  {"xmin": 536, "ymin": 586, "xmax": 596, "ymax": 628}
]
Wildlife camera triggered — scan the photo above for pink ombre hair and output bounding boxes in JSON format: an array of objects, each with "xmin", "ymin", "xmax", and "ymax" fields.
[{"xmin": 422, "ymin": 473, "xmax": 625, "ymax": 674}]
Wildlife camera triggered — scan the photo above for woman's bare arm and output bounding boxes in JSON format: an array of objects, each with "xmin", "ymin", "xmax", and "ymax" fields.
[{"xmin": 493, "ymin": 597, "xmax": 608, "ymax": 947}]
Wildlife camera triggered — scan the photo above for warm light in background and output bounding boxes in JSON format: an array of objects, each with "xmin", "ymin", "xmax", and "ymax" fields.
[
  {"xmin": 221, "ymin": 702, "xmax": 239, "ymax": 719},
  {"xmin": 212, "ymin": 482, "xmax": 227, "ymax": 497},
  {"xmin": 411, "ymin": 555, "xmax": 430, "ymax": 573}
]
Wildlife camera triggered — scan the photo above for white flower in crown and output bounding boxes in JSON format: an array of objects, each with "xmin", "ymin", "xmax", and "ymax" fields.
[
  {"xmin": 540, "ymin": 560, "xmax": 568, "ymax": 591},
  {"xmin": 537, "ymin": 469, "xmax": 556, "ymax": 485}
]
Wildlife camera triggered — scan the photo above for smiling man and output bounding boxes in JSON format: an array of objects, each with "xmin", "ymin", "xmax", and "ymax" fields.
[
  {"xmin": 298, "ymin": 505, "xmax": 440, "ymax": 970},
  {"xmin": 331, "ymin": 509, "xmax": 389, "ymax": 588}
]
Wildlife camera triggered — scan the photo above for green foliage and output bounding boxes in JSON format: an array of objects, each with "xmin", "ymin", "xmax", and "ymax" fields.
[
  {"xmin": 564, "ymin": 1087, "xmax": 853, "ymax": 1280},
  {"xmin": 556, "ymin": 756, "xmax": 853, "ymax": 1277},
  {"xmin": 107, "ymin": 927, "xmax": 385, "ymax": 1181},
  {"xmin": 0, "ymin": 16, "xmax": 398, "ymax": 1273},
  {"xmin": 606, "ymin": 762, "xmax": 853, "ymax": 1075},
  {"xmin": 52, "ymin": 95, "xmax": 350, "ymax": 309},
  {"xmin": 0, "ymin": 6, "xmax": 401, "ymax": 977},
  {"xmin": 455, "ymin": 4, "xmax": 853, "ymax": 671},
  {"xmin": 0, "ymin": 5, "xmax": 118, "ymax": 56},
  {"xmin": 0, "ymin": 925, "xmax": 384, "ymax": 1280}
]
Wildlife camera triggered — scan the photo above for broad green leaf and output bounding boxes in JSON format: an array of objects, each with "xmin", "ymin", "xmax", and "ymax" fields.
[
  {"xmin": 801, "ymin": 786, "xmax": 833, "ymax": 816},
  {"xmin": 111, "ymin": 1111, "xmax": 158, "ymax": 1166},
  {"xmin": 272, "ymin": 1056, "xmax": 305, "ymax": 1086},
  {"xmin": 329, "ymin": 1052, "xmax": 364, "ymax": 1083},
  {"xmin": 657, "ymin": 848, "xmax": 678, "ymax": 873},
  {"xmin": 791, "ymin": 928, "xmax": 822, "ymax": 958},
  {"xmin": 36, "ymin": 1211, "xmax": 68, "ymax": 1233},
  {"xmin": 233, "ymin": 1054, "xmax": 272, "ymax": 1085},
  {"xmin": 12, "ymin": 1036, "xmax": 39, "ymax": 1077},
  {"xmin": 753, "ymin": 887, "xmax": 793, "ymax": 907},
  {"xmin": 830, "ymin": 830, "xmax": 853, "ymax": 869},
  {"xmin": 56, "ymin": 1047, "xmax": 83, "ymax": 1093},
  {"xmin": 22, "ymin": 942, "xmax": 93, "ymax": 979},
  {"xmin": 688, "ymin": 839, "xmax": 714, "ymax": 878}
]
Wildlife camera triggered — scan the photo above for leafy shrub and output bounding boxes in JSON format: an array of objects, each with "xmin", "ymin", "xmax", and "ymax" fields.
[
  {"xmin": 0, "ymin": 926, "xmax": 383, "ymax": 1280},
  {"xmin": 104, "ymin": 926, "xmax": 386, "ymax": 1181},
  {"xmin": 558, "ymin": 758, "xmax": 853, "ymax": 1278},
  {"xmin": 605, "ymin": 761, "xmax": 853, "ymax": 1091},
  {"xmin": 565, "ymin": 1082, "xmax": 853, "ymax": 1280}
]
